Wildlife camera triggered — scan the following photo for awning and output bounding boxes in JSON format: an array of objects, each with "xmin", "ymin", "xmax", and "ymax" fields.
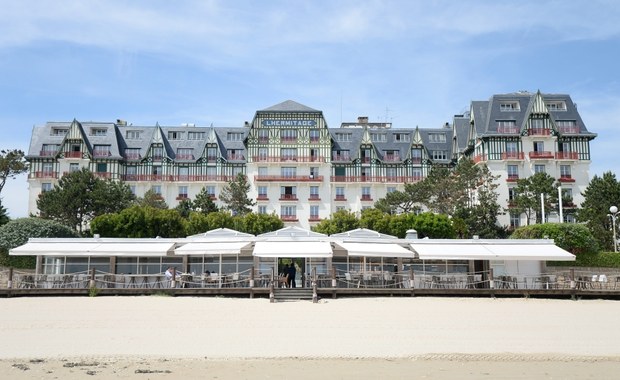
[
  {"xmin": 410, "ymin": 242, "xmax": 575, "ymax": 261},
  {"xmin": 253, "ymin": 241, "xmax": 332, "ymax": 258},
  {"xmin": 175, "ymin": 241, "xmax": 252, "ymax": 255},
  {"xmin": 337, "ymin": 242, "xmax": 415, "ymax": 258},
  {"xmin": 9, "ymin": 242, "xmax": 176, "ymax": 257}
]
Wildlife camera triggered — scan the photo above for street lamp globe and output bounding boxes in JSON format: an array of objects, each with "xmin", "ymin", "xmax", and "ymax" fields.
[
  {"xmin": 610, "ymin": 206, "xmax": 619, "ymax": 253},
  {"xmin": 610, "ymin": 206, "xmax": 618, "ymax": 215}
]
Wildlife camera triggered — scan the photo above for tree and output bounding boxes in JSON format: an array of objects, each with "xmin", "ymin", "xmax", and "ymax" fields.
[
  {"xmin": 359, "ymin": 208, "xmax": 393, "ymax": 235},
  {"xmin": 237, "ymin": 213, "xmax": 284, "ymax": 235},
  {"xmin": 512, "ymin": 172, "xmax": 558, "ymax": 225},
  {"xmin": 0, "ymin": 149, "xmax": 28, "ymax": 196},
  {"xmin": 138, "ymin": 189, "xmax": 168, "ymax": 209},
  {"xmin": 510, "ymin": 223, "xmax": 599, "ymax": 255},
  {"xmin": 0, "ymin": 200, "xmax": 9, "ymax": 227},
  {"xmin": 409, "ymin": 212, "xmax": 456, "ymax": 239},
  {"xmin": 374, "ymin": 182, "xmax": 425, "ymax": 215},
  {"xmin": 90, "ymin": 206, "xmax": 186, "ymax": 238},
  {"xmin": 0, "ymin": 217, "xmax": 78, "ymax": 268},
  {"xmin": 175, "ymin": 199, "xmax": 194, "ymax": 218},
  {"xmin": 193, "ymin": 187, "xmax": 219, "ymax": 214},
  {"xmin": 311, "ymin": 210, "xmax": 359, "ymax": 235},
  {"xmin": 577, "ymin": 171, "xmax": 620, "ymax": 251},
  {"xmin": 37, "ymin": 168, "xmax": 136, "ymax": 233},
  {"xmin": 219, "ymin": 173, "xmax": 255, "ymax": 215},
  {"xmin": 185, "ymin": 211, "xmax": 235, "ymax": 235}
]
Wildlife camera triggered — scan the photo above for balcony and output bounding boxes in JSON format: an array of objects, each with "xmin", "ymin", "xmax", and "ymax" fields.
[
  {"xmin": 497, "ymin": 126, "xmax": 519, "ymax": 134},
  {"xmin": 279, "ymin": 194, "xmax": 298, "ymax": 201},
  {"xmin": 280, "ymin": 137, "xmax": 298, "ymax": 143},
  {"xmin": 558, "ymin": 126, "xmax": 580, "ymax": 134},
  {"xmin": 529, "ymin": 151, "xmax": 553, "ymax": 159},
  {"xmin": 334, "ymin": 195, "xmax": 347, "ymax": 201},
  {"xmin": 207, "ymin": 155, "xmax": 218, "ymax": 161},
  {"xmin": 256, "ymin": 195, "xmax": 269, "ymax": 201},
  {"xmin": 361, "ymin": 194, "xmax": 373, "ymax": 201},
  {"xmin": 39, "ymin": 150, "xmax": 57, "ymax": 157},
  {"xmin": 308, "ymin": 216, "xmax": 321, "ymax": 222},
  {"xmin": 121, "ymin": 174, "xmax": 231, "ymax": 182},
  {"xmin": 361, "ymin": 157, "xmax": 371, "ymax": 164},
  {"xmin": 559, "ymin": 175, "xmax": 575, "ymax": 183},
  {"xmin": 254, "ymin": 175, "xmax": 323, "ymax": 182},
  {"xmin": 308, "ymin": 195, "xmax": 321, "ymax": 201},
  {"xmin": 175, "ymin": 154, "xmax": 195, "ymax": 161},
  {"xmin": 527, "ymin": 128, "xmax": 551, "ymax": 136},
  {"xmin": 501, "ymin": 152, "xmax": 524, "ymax": 160},
  {"xmin": 63, "ymin": 151, "xmax": 82, "ymax": 159},
  {"xmin": 382, "ymin": 155, "xmax": 401, "ymax": 162},
  {"xmin": 258, "ymin": 137, "xmax": 269, "ymax": 143},
  {"xmin": 33, "ymin": 171, "xmax": 58, "ymax": 179},
  {"xmin": 332, "ymin": 155, "xmax": 352, "ymax": 162},
  {"xmin": 555, "ymin": 152, "xmax": 579, "ymax": 160},
  {"xmin": 473, "ymin": 154, "xmax": 486, "ymax": 163},
  {"xmin": 280, "ymin": 215, "xmax": 298, "ymax": 222},
  {"xmin": 330, "ymin": 175, "xmax": 424, "ymax": 183},
  {"xmin": 410, "ymin": 157, "xmax": 422, "ymax": 164},
  {"xmin": 176, "ymin": 194, "xmax": 189, "ymax": 200},
  {"xmin": 252, "ymin": 156, "xmax": 325, "ymax": 163},
  {"xmin": 93, "ymin": 172, "xmax": 112, "ymax": 179},
  {"xmin": 124, "ymin": 153, "xmax": 142, "ymax": 160},
  {"xmin": 506, "ymin": 174, "xmax": 519, "ymax": 182},
  {"xmin": 93, "ymin": 151, "xmax": 111, "ymax": 158},
  {"xmin": 226, "ymin": 154, "xmax": 245, "ymax": 161}
]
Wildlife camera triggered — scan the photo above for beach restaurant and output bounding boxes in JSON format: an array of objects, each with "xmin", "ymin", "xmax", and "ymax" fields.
[{"xmin": 9, "ymin": 226, "xmax": 575, "ymax": 290}]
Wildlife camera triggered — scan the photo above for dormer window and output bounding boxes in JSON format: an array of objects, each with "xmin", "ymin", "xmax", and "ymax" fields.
[
  {"xmin": 370, "ymin": 133, "xmax": 386, "ymax": 142},
  {"xmin": 227, "ymin": 132, "xmax": 244, "ymax": 141},
  {"xmin": 428, "ymin": 132, "xmax": 446, "ymax": 142},
  {"xmin": 394, "ymin": 133, "xmax": 410, "ymax": 142},
  {"xmin": 51, "ymin": 128, "xmax": 68, "ymax": 136},
  {"xmin": 546, "ymin": 101, "xmax": 567, "ymax": 111},
  {"xmin": 90, "ymin": 128, "xmax": 107, "ymax": 136},
  {"xmin": 126, "ymin": 130, "xmax": 141, "ymax": 139},
  {"xmin": 500, "ymin": 101, "xmax": 520, "ymax": 111},
  {"xmin": 335, "ymin": 132, "xmax": 352, "ymax": 142},
  {"xmin": 168, "ymin": 131, "xmax": 183, "ymax": 140}
]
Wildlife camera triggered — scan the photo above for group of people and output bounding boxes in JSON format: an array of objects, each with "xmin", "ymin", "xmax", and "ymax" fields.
[{"xmin": 279, "ymin": 263, "xmax": 297, "ymax": 288}]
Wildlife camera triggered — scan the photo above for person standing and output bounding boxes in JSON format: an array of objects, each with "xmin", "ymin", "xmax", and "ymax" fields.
[{"xmin": 288, "ymin": 262, "xmax": 297, "ymax": 288}]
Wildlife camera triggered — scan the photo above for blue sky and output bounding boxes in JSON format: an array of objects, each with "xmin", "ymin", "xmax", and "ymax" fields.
[{"xmin": 1, "ymin": 0, "xmax": 620, "ymax": 218}]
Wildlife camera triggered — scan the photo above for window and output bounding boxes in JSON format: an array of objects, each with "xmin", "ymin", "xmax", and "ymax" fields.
[
  {"xmin": 500, "ymin": 101, "xmax": 520, "ymax": 111},
  {"xmin": 361, "ymin": 187, "xmax": 372, "ymax": 200},
  {"xmin": 280, "ymin": 148, "xmax": 297, "ymax": 160},
  {"xmin": 309, "ymin": 186, "xmax": 319, "ymax": 199},
  {"xmin": 412, "ymin": 168, "xmax": 422, "ymax": 180},
  {"xmin": 546, "ymin": 101, "xmax": 567, "ymax": 111},
  {"xmin": 206, "ymin": 147, "xmax": 218, "ymax": 160},
  {"xmin": 188, "ymin": 131, "xmax": 205, "ymax": 140},
  {"xmin": 152, "ymin": 166, "xmax": 162, "ymax": 175},
  {"xmin": 335, "ymin": 132, "xmax": 352, "ymax": 142},
  {"xmin": 309, "ymin": 167, "xmax": 318, "ymax": 178},
  {"xmin": 280, "ymin": 167, "xmax": 297, "ymax": 178},
  {"xmin": 227, "ymin": 132, "xmax": 244, "ymax": 141},
  {"xmin": 90, "ymin": 128, "xmax": 107, "ymax": 136},
  {"xmin": 206, "ymin": 166, "xmax": 217, "ymax": 178},
  {"xmin": 310, "ymin": 205, "xmax": 319, "ymax": 219},
  {"xmin": 507, "ymin": 165, "xmax": 519, "ymax": 180},
  {"xmin": 258, "ymin": 129, "xmax": 269, "ymax": 143},
  {"xmin": 360, "ymin": 148, "xmax": 371, "ymax": 163},
  {"xmin": 258, "ymin": 186, "xmax": 268, "ymax": 199},
  {"xmin": 336, "ymin": 206, "xmax": 346, "ymax": 212},
  {"xmin": 428, "ymin": 133, "xmax": 446, "ymax": 143},
  {"xmin": 309, "ymin": 129, "xmax": 320, "ymax": 142},
  {"xmin": 126, "ymin": 166, "xmax": 137, "ymax": 176},
  {"xmin": 151, "ymin": 185, "xmax": 161, "ymax": 195},
  {"xmin": 564, "ymin": 214, "xmax": 576, "ymax": 223},
  {"xmin": 533, "ymin": 141, "xmax": 544, "ymax": 152},
  {"xmin": 506, "ymin": 142, "xmax": 518, "ymax": 153},
  {"xmin": 431, "ymin": 151, "xmax": 447, "ymax": 160},
  {"xmin": 387, "ymin": 187, "xmax": 396, "ymax": 193},
  {"xmin": 177, "ymin": 148, "xmax": 193, "ymax": 160},
  {"xmin": 335, "ymin": 187, "xmax": 345, "ymax": 200},
  {"xmin": 51, "ymin": 128, "xmax": 68, "ymax": 136},
  {"xmin": 152, "ymin": 146, "xmax": 164, "ymax": 159},
  {"xmin": 178, "ymin": 186, "xmax": 188, "ymax": 199},
  {"xmin": 126, "ymin": 130, "xmax": 141, "ymax": 139},
  {"xmin": 394, "ymin": 133, "xmax": 410, "ymax": 142},
  {"xmin": 280, "ymin": 186, "xmax": 297, "ymax": 200},
  {"xmin": 41, "ymin": 144, "xmax": 59, "ymax": 156},
  {"xmin": 280, "ymin": 129, "xmax": 297, "ymax": 142},
  {"xmin": 93, "ymin": 145, "xmax": 111, "ymax": 157},
  {"xmin": 42, "ymin": 183, "xmax": 52, "ymax": 193},
  {"xmin": 232, "ymin": 167, "xmax": 243, "ymax": 176},
  {"xmin": 370, "ymin": 133, "xmax": 386, "ymax": 142},
  {"xmin": 281, "ymin": 205, "xmax": 297, "ymax": 219},
  {"xmin": 69, "ymin": 163, "xmax": 80, "ymax": 172},
  {"xmin": 383, "ymin": 150, "xmax": 400, "ymax": 161},
  {"xmin": 508, "ymin": 188, "xmax": 517, "ymax": 201},
  {"xmin": 206, "ymin": 186, "xmax": 216, "ymax": 198},
  {"xmin": 562, "ymin": 188, "xmax": 573, "ymax": 199},
  {"xmin": 257, "ymin": 147, "xmax": 268, "ymax": 160},
  {"xmin": 497, "ymin": 120, "xmax": 518, "ymax": 133},
  {"xmin": 125, "ymin": 148, "xmax": 141, "ymax": 160},
  {"xmin": 534, "ymin": 164, "xmax": 546, "ymax": 174},
  {"xmin": 531, "ymin": 119, "xmax": 544, "ymax": 129},
  {"xmin": 411, "ymin": 149, "xmax": 422, "ymax": 163},
  {"xmin": 178, "ymin": 166, "xmax": 189, "ymax": 180},
  {"xmin": 510, "ymin": 213, "xmax": 520, "ymax": 228},
  {"xmin": 129, "ymin": 185, "xmax": 136, "ymax": 195},
  {"xmin": 227, "ymin": 149, "xmax": 243, "ymax": 160},
  {"xmin": 332, "ymin": 150, "xmax": 350, "ymax": 161},
  {"xmin": 560, "ymin": 165, "xmax": 571, "ymax": 178},
  {"xmin": 96, "ymin": 163, "xmax": 107, "ymax": 173},
  {"xmin": 386, "ymin": 167, "xmax": 397, "ymax": 179},
  {"xmin": 258, "ymin": 206, "xmax": 267, "ymax": 214}
]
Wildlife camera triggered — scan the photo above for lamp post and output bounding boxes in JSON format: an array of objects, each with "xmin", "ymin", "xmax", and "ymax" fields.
[{"xmin": 609, "ymin": 206, "xmax": 619, "ymax": 253}]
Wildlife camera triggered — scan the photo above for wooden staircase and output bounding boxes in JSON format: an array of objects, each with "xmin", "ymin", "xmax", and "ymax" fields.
[{"xmin": 272, "ymin": 287, "xmax": 314, "ymax": 302}]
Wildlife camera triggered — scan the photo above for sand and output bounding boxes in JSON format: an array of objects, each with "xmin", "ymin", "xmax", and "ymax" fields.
[{"xmin": 1, "ymin": 296, "xmax": 620, "ymax": 379}]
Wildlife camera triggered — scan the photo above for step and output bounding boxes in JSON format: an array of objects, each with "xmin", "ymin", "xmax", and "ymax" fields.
[{"xmin": 273, "ymin": 288, "xmax": 314, "ymax": 301}]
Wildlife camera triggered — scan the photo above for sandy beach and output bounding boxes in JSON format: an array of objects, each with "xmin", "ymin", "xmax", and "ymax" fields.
[{"xmin": 1, "ymin": 296, "xmax": 620, "ymax": 379}]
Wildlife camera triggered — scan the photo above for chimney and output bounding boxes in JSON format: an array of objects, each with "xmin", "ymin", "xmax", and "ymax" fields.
[
  {"xmin": 357, "ymin": 116, "xmax": 369, "ymax": 124},
  {"xmin": 116, "ymin": 119, "xmax": 127, "ymax": 126}
]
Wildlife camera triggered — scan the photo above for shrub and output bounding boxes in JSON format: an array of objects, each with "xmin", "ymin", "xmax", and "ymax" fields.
[{"xmin": 510, "ymin": 223, "xmax": 599, "ymax": 255}]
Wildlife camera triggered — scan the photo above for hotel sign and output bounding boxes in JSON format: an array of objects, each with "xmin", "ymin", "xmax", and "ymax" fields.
[{"xmin": 261, "ymin": 120, "xmax": 316, "ymax": 127}]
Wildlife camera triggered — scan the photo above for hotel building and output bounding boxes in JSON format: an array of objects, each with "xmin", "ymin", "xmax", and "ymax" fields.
[{"xmin": 26, "ymin": 92, "xmax": 596, "ymax": 229}]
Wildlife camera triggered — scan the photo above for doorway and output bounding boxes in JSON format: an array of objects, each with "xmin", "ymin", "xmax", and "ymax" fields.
[{"xmin": 278, "ymin": 258, "xmax": 304, "ymax": 288}]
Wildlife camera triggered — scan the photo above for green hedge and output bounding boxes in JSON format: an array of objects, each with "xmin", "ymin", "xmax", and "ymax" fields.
[{"xmin": 548, "ymin": 252, "xmax": 620, "ymax": 268}]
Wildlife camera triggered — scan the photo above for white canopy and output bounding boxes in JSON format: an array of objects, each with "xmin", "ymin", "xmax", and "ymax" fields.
[
  {"xmin": 252, "ymin": 241, "xmax": 332, "ymax": 258},
  {"xmin": 10, "ymin": 241, "xmax": 175, "ymax": 257},
  {"xmin": 175, "ymin": 241, "xmax": 251, "ymax": 255},
  {"xmin": 410, "ymin": 241, "xmax": 575, "ymax": 261},
  {"xmin": 337, "ymin": 242, "xmax": 415, "ymax": 258}
]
